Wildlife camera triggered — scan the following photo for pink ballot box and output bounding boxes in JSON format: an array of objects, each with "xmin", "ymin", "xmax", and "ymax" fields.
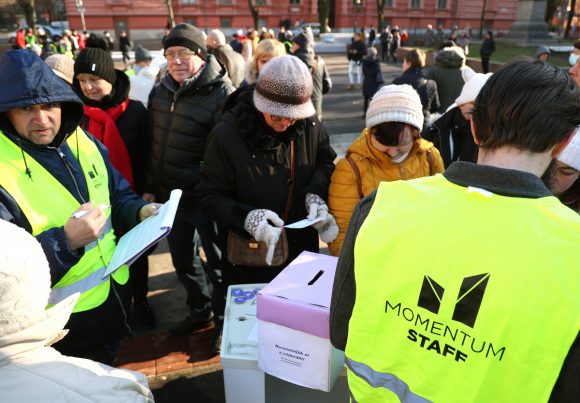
[{"xmin": 256, "ymin": 251, "xmax": 345, "ymax": 392}]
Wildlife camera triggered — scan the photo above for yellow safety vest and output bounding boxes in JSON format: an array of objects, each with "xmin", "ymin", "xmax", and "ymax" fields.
[
  {"xmin": 346, "ymin": 175, "xmax": 580, "ymax": 403},
  {"xmin": 0, "ymin": 129, "xmax": 129, "ymax": 313}
]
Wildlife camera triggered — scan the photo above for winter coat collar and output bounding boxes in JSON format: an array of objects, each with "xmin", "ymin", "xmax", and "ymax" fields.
[
  {"xmin": 444, "ymin": 161, "xmax": 553, "ymax": 199},
  {"xmin": 0, "ymin": 50, "xmax": 84, "ymax": 148}
]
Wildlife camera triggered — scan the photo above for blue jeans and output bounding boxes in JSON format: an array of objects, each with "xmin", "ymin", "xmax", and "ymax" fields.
[{"xmin": 167, "ymin": 207, "xmax": 215, "ymax": 321}]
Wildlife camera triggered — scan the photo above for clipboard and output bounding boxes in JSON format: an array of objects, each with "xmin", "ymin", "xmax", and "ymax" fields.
[{"xmin": 103, "ymin": 189, "xmax": 182, "ymax": 278}]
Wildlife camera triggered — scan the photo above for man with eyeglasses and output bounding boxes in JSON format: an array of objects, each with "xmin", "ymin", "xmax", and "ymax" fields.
[{"xmin": 146, "ymin": 23, "xmax": 235, "ymax": 337}]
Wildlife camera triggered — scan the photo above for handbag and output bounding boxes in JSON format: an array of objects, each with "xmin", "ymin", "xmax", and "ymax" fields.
[{"xmin": 227, "ymin": 140, "xmax": 295, "ymax": 267}]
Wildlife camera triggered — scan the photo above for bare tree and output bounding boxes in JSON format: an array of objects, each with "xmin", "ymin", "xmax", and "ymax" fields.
[
  {"xmin": 16, "ymin": 0, "xmax": 36, "ymax": 27},
  {"xmin": 377, "ymin": 0, "xmax": 386, "ymax": 30},
  {"xmin": 318, "ymin": 0, "xmax": 330, "ymax": 34},
  {"xmin": 248, "ymin": 0, "xmax": 259, "ymax": 30}
]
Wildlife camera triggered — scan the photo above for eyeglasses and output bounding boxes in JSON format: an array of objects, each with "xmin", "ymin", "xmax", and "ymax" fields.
[{"xmin": 164, "ymin": 50, "xmax": 196, "ymax": 61}]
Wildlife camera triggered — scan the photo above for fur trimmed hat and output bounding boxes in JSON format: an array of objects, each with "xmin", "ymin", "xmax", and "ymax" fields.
[
  {"xmin": 366, "ymin": 84, "xmax": 424, "ymax": 130},
  {"xmin": 557, "ymin": 131, "xmax": 580, "ymax": 171},
  {"xmin": 455, "ymin": 73, "xmax": 492, "ymax": 106},
  {"xmin": 163, "ymin": 23, "xmax": 207, "ymax": 60},
  {"xmin": 254, "ymin": 55, "xmax": 315, "ymax": 120}
]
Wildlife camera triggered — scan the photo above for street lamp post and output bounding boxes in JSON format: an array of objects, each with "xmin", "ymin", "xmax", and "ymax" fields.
[{"xmin": 76, "ymin": 0, "xmax": 86, "ymax": 31}]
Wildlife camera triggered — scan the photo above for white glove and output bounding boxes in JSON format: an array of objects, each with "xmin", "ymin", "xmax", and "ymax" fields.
[
  {"xmin": 305, "ymin": 193, "xmax": 339, "ymax": 243},
  {"xmin": 244, "ymin": 209, "xmax": 285, "ymax": 266}
]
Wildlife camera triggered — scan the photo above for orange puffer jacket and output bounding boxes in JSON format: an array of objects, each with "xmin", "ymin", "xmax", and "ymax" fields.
[{"xmin": 328, "ymin": 128, "xmax": 444, "ymax": 256}]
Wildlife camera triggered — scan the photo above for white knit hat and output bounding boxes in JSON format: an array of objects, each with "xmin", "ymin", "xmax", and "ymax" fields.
[
  {"xmin": 0, "ymin": 221, "xmax": 79, "ymax": 340},
  {"xmin": 0, "ymin": 221, "xmax": 51, "ymax": 336},
  {"xmin": 557, "ymin": 131, "xmax": 580, "ymax": 171},
  {"xmin": 366, "ymin": 84, "xmax": 424, "ymax": 130},
  {"xmin": 254, "ymin": 55, "xmax": 315, "ymax": 120},
  {"xmin": 455, "ymin": 73, "xmax": 492, "ymax": 106}
]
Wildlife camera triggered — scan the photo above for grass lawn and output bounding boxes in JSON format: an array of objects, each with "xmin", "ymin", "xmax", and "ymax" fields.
[{"xmin": 469, "ymin": 43, "xmax": 570, "ymax": 67}]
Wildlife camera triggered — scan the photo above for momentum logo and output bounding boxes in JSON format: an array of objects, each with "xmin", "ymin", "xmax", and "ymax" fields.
[
  {"xmin": 417, "ymin": 273, "xmax": 490, "ymax": 328},
  {"xmin": 384, "ymin": 273, "xmax": 506, "ymax": 363}
]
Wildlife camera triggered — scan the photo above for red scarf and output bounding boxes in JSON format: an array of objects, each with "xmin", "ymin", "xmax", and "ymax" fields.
[{"xmin": 83, "ymin": 102, "xmax": 134, "ymax": 189}]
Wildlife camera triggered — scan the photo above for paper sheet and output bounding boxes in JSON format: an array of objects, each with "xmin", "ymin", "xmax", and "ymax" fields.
[
  {"xmin": 103, "ymin": 189, "xmax": 182, "ymax": 278},
  {"xmin": 284, "ymin": 217, "xmax": 323, "ymax": 229}
]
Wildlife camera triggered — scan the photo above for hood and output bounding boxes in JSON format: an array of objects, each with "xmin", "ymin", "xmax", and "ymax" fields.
[
  {"xmin": 220, "ymin": 85, "xmax": 304, "ymax": 150},
  {"xmin": 435, "ymin": 47, "xmax": 465, "ymax": 68},
  {"xmin": 293, "ymin": 47, "xmax": 314, "ymax": 70},
  {"xmin": 73, "ymin": 68, "xmax": 130, "ymax": 109},
  {"xmin": 0, "ymin": 50, "xmax": 84, "ymax": 147}
]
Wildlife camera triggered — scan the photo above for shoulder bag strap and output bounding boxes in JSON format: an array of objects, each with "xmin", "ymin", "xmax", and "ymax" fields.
[
  {"xmin": 345, "ymin": 154, "xmax": 364, "ymax": 199},
  {"xmin": 283, "ymin": 140, "xmax": 295, "ymax": 221},
  {"xmin": 426, "ymin": 149, "xmax": 434, "ymax": 176}
]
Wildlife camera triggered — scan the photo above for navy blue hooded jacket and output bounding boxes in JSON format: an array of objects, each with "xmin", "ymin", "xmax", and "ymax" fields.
[
  {"xmin": 0, "ymin": 50, "xmax": 147, "ymax": 358},
  {"xmin": 0, "ymin": 50, "xmax": 146, "ymax": 283}
]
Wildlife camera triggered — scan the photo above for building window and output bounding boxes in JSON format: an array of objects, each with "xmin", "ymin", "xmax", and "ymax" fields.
[
  {"xmin": 180, "ymin": 0, "xmax": 196, "ymax": 4},
  {"xmin": 184, "ymin": 18, "xmax": 196, "ymax": 26},
  {"xmin": 353, "ymin": 0, "xmax": 363, "ymax": 5},
  {"xmin": 410, "ymin": 0, "xmax": 420, "ymax": 8},
  {"xmin": 221, "ymin": 18, "xmax": 232, "ymax": 28},
  {"xmin": 385, "ymin": 0, "xmax": 392, "ymax": 6},
  {"xmin": 255, "ymin": 0, "xmax": 267, "ymax": 4},
  {"xmin": 289, "ymin": 0, "xmax": 300, "ymax": 4},
  {"xmin": 219, "ymin": 0, "xmax": 233, "ymax": 5},
  {"xmin": 437, "ymin": 0, "xmax": 447, "ymax": 9}
]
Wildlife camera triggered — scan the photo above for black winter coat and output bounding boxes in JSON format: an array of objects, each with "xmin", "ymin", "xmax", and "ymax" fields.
[
  {"xmin": 195, "ymin": 86, "xmax": 336, "ymax": 283},
  {"xmin": 147, "ymin": 55, "xmax": 234, "ymax": 205},
  {"xmin": 421, "ymin": 106, "xmax": 477, "ymax": 167},
  {"xmin": 362, "ymin": 56, "xmax": 383, "ymax": 98},
  {"xmin": 392, "ymin": 67, "xmax": 440, "ymax": 124}
]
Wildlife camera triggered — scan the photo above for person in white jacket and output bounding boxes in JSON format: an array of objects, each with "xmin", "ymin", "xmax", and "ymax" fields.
[{"xmin": 0, "ymin": 219, "xmax": 154, "ymax": 403}]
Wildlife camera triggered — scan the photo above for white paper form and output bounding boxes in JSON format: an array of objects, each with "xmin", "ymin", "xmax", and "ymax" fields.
[
  {"xmin": 103, "ymin": 189, "xmax": 182, "ymax": 278},
  {"xmin": 284, "ymin": 217, "xmax": 323, "ymax": 229}
]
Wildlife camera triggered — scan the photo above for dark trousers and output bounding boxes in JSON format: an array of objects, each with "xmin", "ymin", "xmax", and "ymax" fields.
[
  {"xmin": 129, "ymin": 246, "xmax": 155, "ymax": 300},
  {"xmin": 481, "ymin": 57, "xmax": 490, "ymax": 74},
  {"xmin": 381, "ymin": 43, "xmax": 390, "ymax": 61},
  {"xmin": 167, "ymin": 207, "xmax": 218, "ymax": 321}
]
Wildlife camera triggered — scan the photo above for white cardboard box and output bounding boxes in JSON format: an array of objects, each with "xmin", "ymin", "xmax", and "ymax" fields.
[{"xmin": 256, "ymin": 251, "xmax": 345, "ymax": 392}]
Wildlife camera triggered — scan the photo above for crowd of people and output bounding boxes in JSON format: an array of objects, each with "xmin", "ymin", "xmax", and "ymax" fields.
[{"xmin": 0, "ymin": 20, "xmax": 578, "ymax": 402}]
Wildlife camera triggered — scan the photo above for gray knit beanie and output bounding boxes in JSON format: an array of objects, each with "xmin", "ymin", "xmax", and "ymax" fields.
[
  {"xmin": 366, "ymin": 84, "xmax": 424, "ymax": 130},
  {"xmin": 254, "ymin": 55, "xmax": 315, "ymax": 120},
  {"xmin": 163, "ymin": 23, "xmax": 207, "ymax": 60}
]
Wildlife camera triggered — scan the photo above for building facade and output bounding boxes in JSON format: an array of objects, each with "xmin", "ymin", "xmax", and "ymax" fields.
[{"xmin": 65, "ymin": 0, "xmax": 518, "ymax": 40}]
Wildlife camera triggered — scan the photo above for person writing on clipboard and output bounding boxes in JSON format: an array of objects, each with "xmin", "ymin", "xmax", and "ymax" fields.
[{"xmin": 0, "ymin": 50, "xmax": 160, "ymax": 365}]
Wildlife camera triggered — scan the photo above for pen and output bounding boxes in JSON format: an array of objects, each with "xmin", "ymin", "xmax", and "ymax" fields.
[{"xmin": 71, "ymin": 205, "xmax": 111, "ymax": 219}]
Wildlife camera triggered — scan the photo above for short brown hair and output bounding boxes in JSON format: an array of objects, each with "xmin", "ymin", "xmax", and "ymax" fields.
[{"xmin": 405, "ymin": 49, "xmax": 426, "ymax": 69}]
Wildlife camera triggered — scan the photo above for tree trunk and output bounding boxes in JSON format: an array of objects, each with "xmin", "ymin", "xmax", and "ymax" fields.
[
  {"xmin": 165, "ymin": 0, "xmax": 175, "ymax": 28},
  {"xmin": 377, "ymin": 0, "xmax": 385, "ymax": 30},
  {"xmin": 565, "ymin": 0, "xmax": 577, "ymax": 38},
  {"xmin": 318, "ymin": 0, "xmax": 330, "ymax": 34},
  {"xmin": 248, "ymin": 0, "xmax": 259, "ymax": 30}
]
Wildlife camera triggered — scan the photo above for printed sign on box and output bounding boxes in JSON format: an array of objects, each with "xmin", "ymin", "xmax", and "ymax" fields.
[{"xmin": 256, "ymin": 251, "xmax": 345, "ymax": 392}]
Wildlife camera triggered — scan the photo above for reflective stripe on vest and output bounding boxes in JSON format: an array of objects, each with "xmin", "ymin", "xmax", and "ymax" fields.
[
  {"xmin": 48, "ymin": 266, "xmax": 108, "ymax": 305},
  {"xmin": 346, "ymin": 175, "xmax": 580, "ymax": 403},
  {"xmin": 0, "ymin": 129, "xmax": 128, "ymax": 313},
  {"xmin": 345, "ymin": 357, "xmax": 430, "ymax": 403}
]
